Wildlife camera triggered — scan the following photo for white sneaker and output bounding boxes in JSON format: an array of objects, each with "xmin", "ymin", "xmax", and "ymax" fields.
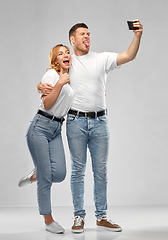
[
  {"xmin": 18, "ymin": 169, "xmax": 36, "ymax": 187},
  {"xmin": 46, "ymin": 221, "xmax": 65, "ymax": 234}
]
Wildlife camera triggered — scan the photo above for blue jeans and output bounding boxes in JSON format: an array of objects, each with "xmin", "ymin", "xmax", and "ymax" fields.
[
  {"xmin": 66, "ymin": 112, "xmax": 109, "ymax": 218},
  {"xmin": 26, "ymin": 114, "xmax": 66, "ymax": 215}
]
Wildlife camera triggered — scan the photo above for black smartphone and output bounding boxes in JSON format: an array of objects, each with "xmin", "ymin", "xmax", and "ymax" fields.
[{"xmin": 127, "ymin": 21, "xmax": 139, "ymax": 30}]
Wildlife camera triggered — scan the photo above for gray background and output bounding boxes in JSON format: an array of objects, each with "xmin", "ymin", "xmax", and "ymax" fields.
[{"xmin": 0, "ymin": 0, "xmax": 167, "ymax": 207}]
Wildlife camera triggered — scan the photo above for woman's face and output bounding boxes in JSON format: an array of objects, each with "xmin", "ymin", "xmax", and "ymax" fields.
[{"xmin": 56, "ymin": 46, "xmax": 71, "ymax": 72}]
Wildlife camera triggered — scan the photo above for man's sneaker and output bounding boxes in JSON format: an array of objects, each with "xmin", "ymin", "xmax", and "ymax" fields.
[
  {"xmin": 71, "ymin": 216, "xmax": 85, "ymax": 233},
  {"xmin": 96, "ymin": 216, "xmax": 122, "ymax": 232}
]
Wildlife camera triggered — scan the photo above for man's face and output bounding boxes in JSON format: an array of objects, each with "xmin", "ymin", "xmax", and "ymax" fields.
[{"xmin": 71, "ymin": 27, "xmax": 90, "ymax": 56}]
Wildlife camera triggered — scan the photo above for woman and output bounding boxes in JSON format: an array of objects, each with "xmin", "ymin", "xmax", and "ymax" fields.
[{"xmin": 19, "ymin": 44, "xmax": 74, "ymax": 234}]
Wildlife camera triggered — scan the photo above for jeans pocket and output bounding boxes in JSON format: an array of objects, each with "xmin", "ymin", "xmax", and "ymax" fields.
[
  {"xmin": 97, "ymin": 115, "xmax": 108, "ymax": 123},
  {"xmin": 25, "ymin": 115, "xmax": 41, "ymax": 137},
  {"xmin": 66, "ymin": 114, "xmax": 76, "ymax": 123},
  {"xmin": 37, "ymin": 115, "xmax": 51, "ymax": 124},
  {"xmin": 25, "ymin": 120, "xmax": 33, "ymax": 137}
]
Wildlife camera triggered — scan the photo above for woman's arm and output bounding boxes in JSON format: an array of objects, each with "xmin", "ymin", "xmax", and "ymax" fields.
[{"xmin": 42, "ymin": 69, "xmax": 70, "ymax": 110}]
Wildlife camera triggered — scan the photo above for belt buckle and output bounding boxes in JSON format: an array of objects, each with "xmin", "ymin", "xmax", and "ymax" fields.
[
  {"xmin": 61, "ymin": 118, "xmax": 65, "ymax": 123},
  {"xmin": 85, "ymin": 112, "xmax": 88, "ymax": 118}
]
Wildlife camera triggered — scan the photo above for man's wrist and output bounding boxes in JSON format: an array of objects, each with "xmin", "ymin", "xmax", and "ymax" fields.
[{"xmin": 36, "ymin": 83, "xmax": 42, "ymax": 93}]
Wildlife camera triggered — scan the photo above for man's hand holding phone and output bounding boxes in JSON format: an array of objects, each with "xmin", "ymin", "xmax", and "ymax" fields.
[{"xmin": 127, "ymin": 19, "xmax": 143, "ymax": 37}]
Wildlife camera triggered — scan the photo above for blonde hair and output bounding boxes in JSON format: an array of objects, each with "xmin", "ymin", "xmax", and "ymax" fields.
[{"xmin": 47, "ymin": 44, "xmax": 70, "ymax": 74}]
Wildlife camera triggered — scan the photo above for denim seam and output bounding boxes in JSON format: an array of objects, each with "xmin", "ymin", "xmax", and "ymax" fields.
[
  {"xmin": 30, "ymin": 116, "xmax": 51, "ymax": 215},
  {"xmin": 31, "ymin": 120, "xmax": 42, "ymax": 215}
]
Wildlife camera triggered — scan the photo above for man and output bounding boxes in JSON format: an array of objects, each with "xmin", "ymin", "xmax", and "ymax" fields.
[
  {"xmin": 66, "ymin": 21, "xmax": 142, "ymax": 233},
  {"xmin": 20, "ymin": 20, "xmax": 143, "ymax": 233}
]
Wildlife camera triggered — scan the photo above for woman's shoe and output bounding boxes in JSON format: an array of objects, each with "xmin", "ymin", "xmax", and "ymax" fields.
[
  {"xmin": 18, "ymin": 169, "xmax": 36, "ymax": 187},
  {"xmin": 46, "ymin": 221, "xmax": 65, "ymax": 234}
]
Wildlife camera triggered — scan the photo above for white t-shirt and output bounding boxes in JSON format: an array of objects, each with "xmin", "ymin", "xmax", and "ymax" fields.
[
  {"xmin": 38, "ymin": 69, "xmax": 74, "ymax": 118},
  {"xmin": 69, "ymin": 51, "xmax": 119, "ymax": 112}
]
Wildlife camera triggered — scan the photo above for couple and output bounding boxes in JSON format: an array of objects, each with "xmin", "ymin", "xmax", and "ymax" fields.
[{"xmin": 18, "ymin": 21, "xmax": 143, "ymax": 234}]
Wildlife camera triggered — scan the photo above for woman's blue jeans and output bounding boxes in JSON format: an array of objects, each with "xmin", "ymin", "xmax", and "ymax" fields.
[
  {"xmin": 66, "ymin": 113, "xmax": 109, "ymax": 219},
  {"xmin": 26, "ymin": 114, "xmax": 66, "ymax": 215}
]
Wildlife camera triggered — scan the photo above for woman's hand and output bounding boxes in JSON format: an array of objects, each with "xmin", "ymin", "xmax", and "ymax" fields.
[
  {"xmin": 42, "ymin": 68, "xmax": 70, "ymax": 110},
  {"xmin": 58, "ymin": 68, "xmax": 70, "ymax": 86}
]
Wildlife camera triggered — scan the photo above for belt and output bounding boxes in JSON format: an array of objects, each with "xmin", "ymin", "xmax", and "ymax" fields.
[
  {"xmin": 68, "ymin": 109, "xmax": 106, "ymax": 118},
  {"xmin": 37, "ymin": 110, "xmax": 65, "ymax": 122}
]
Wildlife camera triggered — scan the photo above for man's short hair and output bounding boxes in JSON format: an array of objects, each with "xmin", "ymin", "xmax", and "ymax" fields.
[{"xmin": 69, "ymin": 23, "xmax": 88, "ymax": 43}]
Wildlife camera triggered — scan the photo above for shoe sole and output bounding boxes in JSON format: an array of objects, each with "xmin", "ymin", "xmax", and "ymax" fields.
[
  {"xmin": 71, "ymin": 229, "xmax": 84, "ymax": 233},
  {"xmin": 46, "ymin": 229, "xmax": 65, "ymax": 234},
  {"xmin": 97, "ymin": 226, "xmax": 122, "ymax": 232}
]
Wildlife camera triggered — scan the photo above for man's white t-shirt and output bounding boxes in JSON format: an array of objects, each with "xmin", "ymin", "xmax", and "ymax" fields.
[
  {"xmin": 69, "ymin": 52, "xmax": 119, "ymax": 112},
  {"xmin": 38, "ymin": 69, "xmax": 74, "ymax": 118}
]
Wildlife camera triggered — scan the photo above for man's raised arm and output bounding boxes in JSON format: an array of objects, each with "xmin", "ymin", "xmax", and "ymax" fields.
[{"xmin": 117, "ymin": 19, "xmax": 143, "ymax": 66}]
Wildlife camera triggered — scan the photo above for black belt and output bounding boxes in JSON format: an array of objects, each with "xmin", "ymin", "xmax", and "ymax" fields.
[
  {"xmin": 37, "ymin": 110, "xmax": 65, "ymax": 122},
  {"xmin": 68, "ymin": 109, "xmax": 106, "ymax": 118}
]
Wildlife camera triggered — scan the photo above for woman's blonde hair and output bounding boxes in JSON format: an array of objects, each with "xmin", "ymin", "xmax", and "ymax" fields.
[{"xmin": 47, "ymin": 44, "xmax": 70, "ymax": 74}]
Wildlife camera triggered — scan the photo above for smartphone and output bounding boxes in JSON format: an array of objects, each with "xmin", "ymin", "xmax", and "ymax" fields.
[{"xmin": 127, "ymin": 21, "xmax": 139, "ymax": 30}]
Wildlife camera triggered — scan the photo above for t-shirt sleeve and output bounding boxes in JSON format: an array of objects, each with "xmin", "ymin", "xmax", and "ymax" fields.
[
  {"xmin": 41, "ymin": 69, "xmax": 59, "ymax": 86},
  {"xmin": 104, "ymin": 52, "xmax": 119, "ymax": 74}
]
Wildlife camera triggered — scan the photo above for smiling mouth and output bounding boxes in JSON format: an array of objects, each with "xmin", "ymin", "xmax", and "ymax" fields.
[{"xmin": 63, "ymin": 59, "xmax": 70, "ymax": 65}]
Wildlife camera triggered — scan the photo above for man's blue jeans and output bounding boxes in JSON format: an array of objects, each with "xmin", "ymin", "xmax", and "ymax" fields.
[
  {"xmin": 26, "ymin": 114, "xmax": 66, "ymax": 215},
  {"xmin": 66, "ymin": 112, "xmax": 109, "ymax": 218}
]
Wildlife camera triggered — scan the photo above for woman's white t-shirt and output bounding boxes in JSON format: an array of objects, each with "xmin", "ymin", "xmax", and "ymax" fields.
[{"xmin": 38, "ymin": 69, "xmax": 74, "ymax": 118}]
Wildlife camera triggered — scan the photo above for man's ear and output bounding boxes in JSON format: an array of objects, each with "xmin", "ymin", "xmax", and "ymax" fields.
[{"xmin": 70, "ymin": 36, "xmax": 75, "ymax": 45}]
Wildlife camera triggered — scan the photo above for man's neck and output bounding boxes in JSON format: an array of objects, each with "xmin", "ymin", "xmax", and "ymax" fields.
[{"xmin": 73, "ymin": 48, "xmax": 89, "ymax": 56}]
